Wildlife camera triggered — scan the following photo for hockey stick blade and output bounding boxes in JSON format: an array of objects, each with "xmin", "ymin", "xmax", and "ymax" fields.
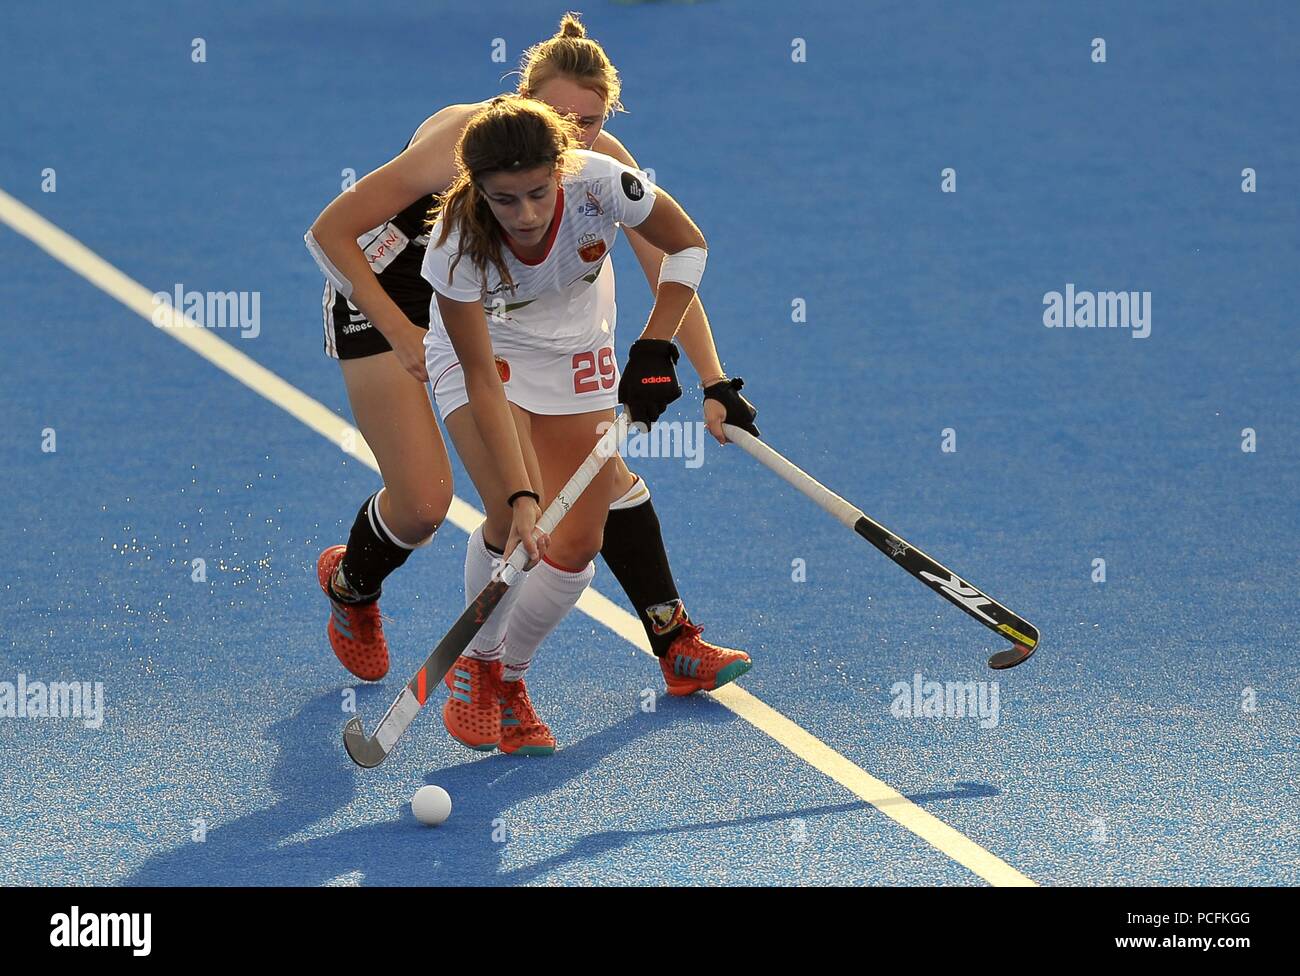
[
  {"xmin": 850, "ymin": 516, "xmax": 1040, "ymax": 670},
  {"xmin": 343, "ymin": 716, "xmax": 386, "ymax": 768},
  {"xmin": 724, "ymin": 424, "xmax": 1040, "ymax": 670},
  {"xmin": 987, "ymin": 642, "xmax": 1036, "ymax": 670},
  {"xmin": 342, "ymin": 579, "xmax": 512, "ymax": 768}
]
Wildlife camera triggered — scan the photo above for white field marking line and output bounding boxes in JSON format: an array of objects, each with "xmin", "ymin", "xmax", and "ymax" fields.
[{"xmin": 0, "ymin": 187, "xmax": 1036, "ymax": 887}]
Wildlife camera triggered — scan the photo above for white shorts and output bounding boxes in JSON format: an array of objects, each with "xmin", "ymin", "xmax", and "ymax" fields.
[{"xmin": 426, "ymin": 334, "xmax": 621, "ymax": 420}]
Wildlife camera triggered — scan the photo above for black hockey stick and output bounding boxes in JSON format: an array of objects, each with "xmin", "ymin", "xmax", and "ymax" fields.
[
  {"xmin": 343, "ymin": 412, "xmax": 634, "ymax": 767},
  {"xmin": 722, "ymin": 424, "xmax": 1039, "ymax": 669}
]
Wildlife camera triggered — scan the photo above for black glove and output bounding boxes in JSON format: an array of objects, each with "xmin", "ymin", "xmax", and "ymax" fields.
[
  {"xmin": 618, "ymin": 339, "xmax": 681, "ymax": 428},
  {"xmin": 704, "ymin": 376, "xmax": 760, "ymax": 437}
]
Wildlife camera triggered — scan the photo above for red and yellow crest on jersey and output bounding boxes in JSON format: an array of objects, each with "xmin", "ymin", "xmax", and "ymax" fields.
[{"xmin": 577, "ymin": 233, "xmax": 607, "ymax": 263}]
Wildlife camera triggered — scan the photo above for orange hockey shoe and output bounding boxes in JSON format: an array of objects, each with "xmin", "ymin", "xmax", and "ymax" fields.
[
  {"xmin": 317, "ymin": 545, "xmax": 389, "ymax": 681},
  {"xmin": 497, "ymin": 676, "xmax": 556, "ymax": 756},
  {"xmin": 442, "ymin": 655, "xmax": 503, "ymax": 752},
  {"xmin": 659, "ymin": 623, "xmax": 752, "ymax": 696}
]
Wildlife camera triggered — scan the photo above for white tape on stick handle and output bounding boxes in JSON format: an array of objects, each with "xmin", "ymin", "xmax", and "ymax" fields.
[{"xmin": 722, "ymin": 424, "xmax": 864, "ymax": 530}]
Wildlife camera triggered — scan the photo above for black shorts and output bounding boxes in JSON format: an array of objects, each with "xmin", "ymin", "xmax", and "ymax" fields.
[
  {"xmin": 321, "ymin": 193, "xmax": 438, "ymax": 360},
  {"xmin": 321, "ymin": 278, "xmax": 431, "ymax": 360}
]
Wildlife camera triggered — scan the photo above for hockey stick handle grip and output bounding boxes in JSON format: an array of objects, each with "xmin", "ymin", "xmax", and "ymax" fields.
[
  {"xmin": 722, "ymin": 423, "xmax": 865, "ymax": 530},
  {"xmin": 499, "ymin": 412, "xmax": 636, "ymax": 579}
]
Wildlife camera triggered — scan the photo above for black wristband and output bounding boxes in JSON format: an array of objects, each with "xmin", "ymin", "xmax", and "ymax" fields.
[{"xmin": 507, "ymin": 490, "xmax": 540, "ymax": 510}]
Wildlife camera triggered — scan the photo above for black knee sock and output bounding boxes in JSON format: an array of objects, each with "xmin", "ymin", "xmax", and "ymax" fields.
[
  {"xmin": 337, "ymin": 492, "xmax": 417, "ymax": 603},
  {"xmin": 599, "ymin": 494, "xmax": 688, "ymax": 656}
]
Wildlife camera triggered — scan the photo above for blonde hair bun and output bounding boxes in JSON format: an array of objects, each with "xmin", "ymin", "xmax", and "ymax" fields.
[{"xmin": 558, "ymin": 13, "xmax": 587, "ymax": 39}]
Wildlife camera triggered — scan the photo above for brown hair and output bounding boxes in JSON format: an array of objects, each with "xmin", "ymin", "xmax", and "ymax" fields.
[
  {"xmin": 429, "ymin": 96, "xmax": 581, "ymax": 293},
  {"xmin": 517, "ymin": 12, "xmax": 624, "ymax": 118}
]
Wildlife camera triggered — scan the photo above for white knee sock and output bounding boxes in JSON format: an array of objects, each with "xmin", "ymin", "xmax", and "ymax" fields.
[
  {"xmin": 463, "ymin": 523, "xmax": 525, "ymax": 661},
  {"xmin": 501, "ymin": 557, "xmax": 595, "ymax": 682}
]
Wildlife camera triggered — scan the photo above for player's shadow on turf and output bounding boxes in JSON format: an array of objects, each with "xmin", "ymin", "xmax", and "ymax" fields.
[
  {"xmin": 123, "ymin": 684, "xmax": 725, "ymax": 885},
  {"xmin": 447, "ymin": 779, "xmax": 1002, "ymax": 884},
  {"xmin": 123, "ymin": 687, "xmax": 370, "ymax": 886},
  {"xmin": 902, "ymin": 782, "xmax": 998, "ymax": 805},
  {"xmin": 496, "ymin": 800, "xmax": 869, "ymax": 882},
  {"xmin": 327, "ymin": 695, "xmax": 754, "ymax": 885},
  {"xmin": 123, "ymin": 687, "xmax": 999, "ymax": 886}
]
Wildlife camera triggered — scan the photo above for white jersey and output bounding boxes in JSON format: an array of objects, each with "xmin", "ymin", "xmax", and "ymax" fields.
[{"xmin": 421, "ymin": 149, "xmax": 657, "ymax": 354}]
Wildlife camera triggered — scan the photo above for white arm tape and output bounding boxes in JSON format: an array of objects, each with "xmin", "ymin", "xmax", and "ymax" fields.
[
  {"xmin": 304, "ymin": 229, "xmax": 354, "ymax": 299},
  {"xmin": 659, "ymin": 246, "xmax": 707, "ymax": 292}
]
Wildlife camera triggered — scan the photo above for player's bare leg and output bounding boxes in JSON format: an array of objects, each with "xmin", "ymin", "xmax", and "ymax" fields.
[
  {"xmin": 318, "ymin": 353, "xmax": 452, "ymax": 681},
  {"xmin": 491, "ymin": 408, "xmax": 616, "ymax": 753},
  {"xmin": 442, "ymin": 401, "xmax": 565, "ymax": 752}
]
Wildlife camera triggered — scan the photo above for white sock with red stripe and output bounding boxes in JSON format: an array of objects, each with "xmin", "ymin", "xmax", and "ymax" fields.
[
  {"xmin": 500, "ymin": 556, "xmax": 595, "ymax": 682},
  {"xmin": 462, "ymin": 523, "xmax": 524, "ymax": 661}
]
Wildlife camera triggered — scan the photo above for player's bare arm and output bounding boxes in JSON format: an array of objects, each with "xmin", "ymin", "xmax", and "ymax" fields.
[
  {"xmin": 436, "ymin": 292, "xmax": 546, "ymax": 565},
  {"xmin": 307, "ymin": 104, "xmax": 481, "ymax": 380},
  {"xmin": 595, "ymin": 129, "xmax": 756, "ymax": 442},
  {"xmin": 595, "ymin": 129, "xmax": 726, "ymax": 382}
]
